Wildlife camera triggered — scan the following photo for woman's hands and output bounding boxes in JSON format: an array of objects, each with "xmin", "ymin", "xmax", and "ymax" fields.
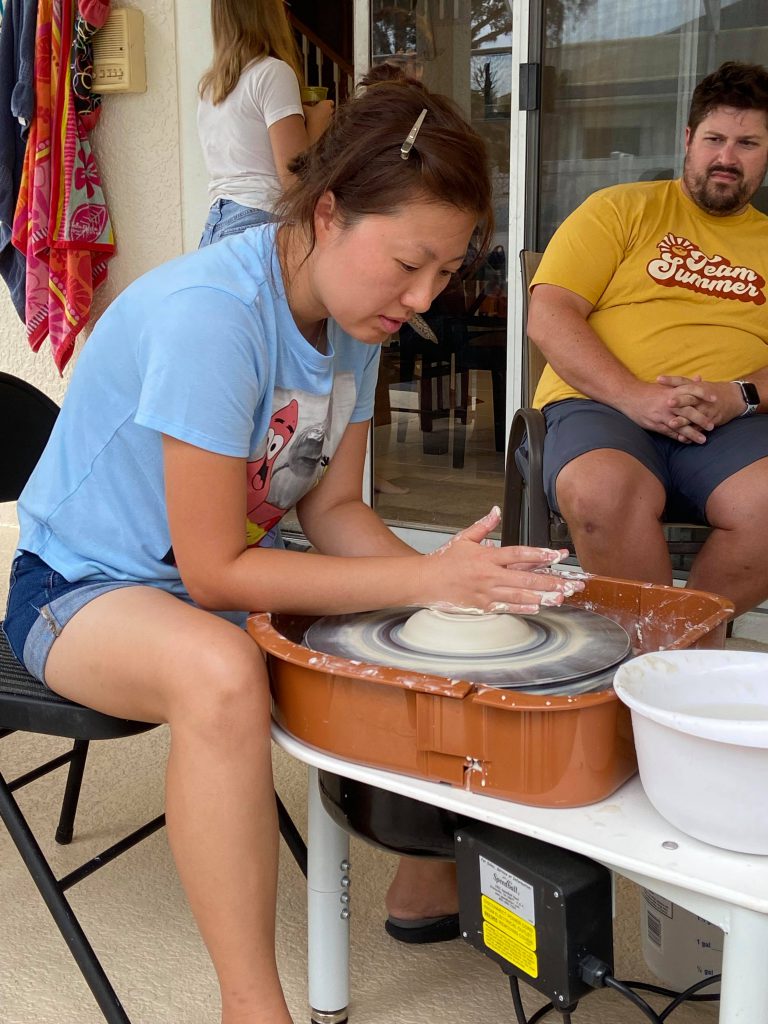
[{"xmin": 419, "ymin": 506, "xmax": 584, "ymax": 615}]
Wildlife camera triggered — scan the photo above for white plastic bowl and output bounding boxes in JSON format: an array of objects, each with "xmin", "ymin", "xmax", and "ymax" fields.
[{"xmin": 614, "ymin": 650, "xmax": 768, "ymax": 854}]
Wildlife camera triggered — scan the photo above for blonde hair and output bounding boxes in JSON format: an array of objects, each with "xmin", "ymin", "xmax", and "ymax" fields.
[{"xmin": 199, "ymin": 0, "xmax": 304, "ymax": 105}]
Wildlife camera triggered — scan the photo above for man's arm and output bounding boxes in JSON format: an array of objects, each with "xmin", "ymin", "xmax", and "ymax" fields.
[{"xmin": 528, "ymin": 283, "xmax": 714, "ymax": 443}]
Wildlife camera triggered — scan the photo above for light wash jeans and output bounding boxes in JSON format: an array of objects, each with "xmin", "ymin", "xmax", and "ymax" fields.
[{"xmin": 198, "ymin": 198, "xmax": 274, "ymax": 248}]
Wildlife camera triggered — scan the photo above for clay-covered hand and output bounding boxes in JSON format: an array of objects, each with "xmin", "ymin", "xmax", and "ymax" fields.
[
  {"xmin": 420, "ymin": 506, "xmax": 585, "ymax": 615},
  {"xmin": 656, "ymin": 375, "xmax": 746, "ymax": 430},
  {"xmin": 303, "ymin": 99, "xmax": 335, "ymax": 143},
  {"xmin": 614, "ymin": 380, "xmax": 715, "ymax": 444}
]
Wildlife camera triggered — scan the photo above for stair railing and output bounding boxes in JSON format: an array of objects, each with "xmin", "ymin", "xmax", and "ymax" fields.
[{"xmin": 288, "ymin": 13, "xmax": 354, "ymax": 105}]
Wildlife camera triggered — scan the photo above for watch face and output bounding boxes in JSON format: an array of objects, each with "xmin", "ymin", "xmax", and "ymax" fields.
[{"xmin": 742, "ymin": 381, "xmax": 760, "ymax": 408}]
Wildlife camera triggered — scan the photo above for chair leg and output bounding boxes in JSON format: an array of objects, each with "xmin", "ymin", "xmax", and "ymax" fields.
[
  {"xmin": 276, "ymin": 790, "xmax": 307, "ymax": 878},
  {"xmin": 56, "ymin": 739, "xmax": 89, "ymax": 845},
  {"xmin": 501, "ymin": 412, "xmax": 529, "ymax": 545},
  {"xmin": 451, "ymin": 370, "xmax": 470, "ymax": 470},
  {"xmin": 0, "ymin": 770, "xmax": 132, "ymax": 1024},
  {"xmin": 491, "ymin": 369, "xmax": 506, "ymax": 453}
]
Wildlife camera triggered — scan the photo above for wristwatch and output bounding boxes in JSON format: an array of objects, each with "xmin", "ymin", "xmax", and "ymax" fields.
[{"xmin": 733, "ymin": 379, "xmax": 761, "ymax": 416}]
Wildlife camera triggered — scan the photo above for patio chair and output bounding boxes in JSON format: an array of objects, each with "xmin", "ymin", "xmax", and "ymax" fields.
[{"xmin": 0, "ymin": 372, "xmax": 306, "ymax": 1024}]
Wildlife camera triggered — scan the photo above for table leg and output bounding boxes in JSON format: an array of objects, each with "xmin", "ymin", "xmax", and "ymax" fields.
[
  {"xmin": 601, "ymin": 868, "xmax": 768, "ymax": 1024},
  {"xmin": 718, "ymin": 905, "xmax": 768, "ymax": 1024},
  {"xmin": 307, "ymin": 766, "xmax": 350, "ymax": 1024}
]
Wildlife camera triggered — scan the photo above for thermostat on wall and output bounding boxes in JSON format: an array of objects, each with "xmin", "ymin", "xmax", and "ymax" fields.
[{"xmin": 92, "ymin": 8, "xmax": 146, "ymax": 94}]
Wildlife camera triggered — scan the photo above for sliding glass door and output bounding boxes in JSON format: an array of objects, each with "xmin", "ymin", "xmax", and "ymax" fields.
[
  {"xmin": 535, "ymin": 0, "xmax": 768, "ymax": 250},
  {"xmin": 369, "ymin": 0, "xmax": 514, "ymax": 540}
]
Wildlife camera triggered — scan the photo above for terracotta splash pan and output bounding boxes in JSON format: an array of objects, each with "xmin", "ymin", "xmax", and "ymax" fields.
[{"xmin": 248, "ymin": 577, "xmax": 732, "ymax": 808}]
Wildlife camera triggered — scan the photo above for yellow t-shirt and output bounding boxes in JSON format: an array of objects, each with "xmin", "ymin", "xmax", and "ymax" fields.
[{"xmin": 532, "ymin": 180, "xmax": 768, "ymax": 409}]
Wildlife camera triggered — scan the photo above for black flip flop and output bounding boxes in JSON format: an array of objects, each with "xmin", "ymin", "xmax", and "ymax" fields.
[{"xmin": 385, "ymin": 913, "xmax": 460, "ymax": 944}]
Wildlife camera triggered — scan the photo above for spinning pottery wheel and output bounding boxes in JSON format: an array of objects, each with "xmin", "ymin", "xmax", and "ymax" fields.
[
  {"xmin": 303, "ymin": 605, "xmax": 632, "ymax": 697},
  {"xmin": 248, "ymin": 577, "xmax": 733, "ymax": 807}
]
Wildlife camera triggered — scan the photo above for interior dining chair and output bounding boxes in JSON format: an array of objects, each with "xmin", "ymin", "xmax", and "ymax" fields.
[
  {"xmin": 0, "ymin": 371, "xmax": 306, "ymax": 1024},
  {"xmin": 501, "ymin": 251, "xmax": 709, "ymax": 568}
]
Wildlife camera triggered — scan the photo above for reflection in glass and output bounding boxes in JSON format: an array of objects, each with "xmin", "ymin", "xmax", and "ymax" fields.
[
  {"xmin": 537, "ymin": 0, "xmax": 768, "ymax": 248},
  {"xmin": 370, "ymin": 0, "xmax": 513, "ymax": 534}
]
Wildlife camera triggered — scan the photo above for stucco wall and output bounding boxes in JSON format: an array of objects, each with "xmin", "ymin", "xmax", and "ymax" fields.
[{"xmin": 0, "ymin": 0, "xmax": 211, "ymax": 528}]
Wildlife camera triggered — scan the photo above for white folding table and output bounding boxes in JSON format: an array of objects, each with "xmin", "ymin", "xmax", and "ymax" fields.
[{"xmin": 272, "ymin": 721, "xmax": 768, "ymax": 1024}]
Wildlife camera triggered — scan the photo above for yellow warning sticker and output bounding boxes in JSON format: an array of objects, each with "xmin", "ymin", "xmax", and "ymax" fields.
[
  {"xmin": 483, "ymin": 921, "xmax": 539, "ymax": 978},
  {"xmin": 482, "ymin": 895, "xmax": 536, "ymax": 951}
]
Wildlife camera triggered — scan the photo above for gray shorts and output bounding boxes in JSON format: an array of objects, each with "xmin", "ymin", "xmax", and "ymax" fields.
[{"xmin": 541, "ymin": 399, "xmax": 768, "ymax": 524}]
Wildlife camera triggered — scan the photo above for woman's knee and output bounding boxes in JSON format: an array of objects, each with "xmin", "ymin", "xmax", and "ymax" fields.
[{"xmin": 172, "ymin": 633, "xmax": 271, "ymax": 734}]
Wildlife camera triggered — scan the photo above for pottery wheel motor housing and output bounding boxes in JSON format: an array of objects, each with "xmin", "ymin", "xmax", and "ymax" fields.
[{"xmin": 248, "ymin": 576, "xmax": 732, "ymax": 808}]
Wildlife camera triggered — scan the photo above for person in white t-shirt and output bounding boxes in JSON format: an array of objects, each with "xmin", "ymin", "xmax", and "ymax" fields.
[{"xmin": 197, "ymin": 0, "xmax": 334, "ymax": 246}]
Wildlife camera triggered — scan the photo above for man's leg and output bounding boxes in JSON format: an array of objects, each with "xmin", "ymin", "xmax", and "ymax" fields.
[
  {"xmin": 556, "ymin": 449, "xmax": 672, "ymax": 583},
  {"xmin": 385, "ymin": 858, "xmax": 458, "ymax": 921},
  {"xmin": 688, "ymin": 457, "xmax": 768, "ymax": 616},
  {"xmin": 541, "ymin": 400, "xmax": 672, "ymax": 583}
]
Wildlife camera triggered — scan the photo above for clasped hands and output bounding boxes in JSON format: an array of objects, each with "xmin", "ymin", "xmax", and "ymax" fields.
[{"xmin": 619, "ymin": 375, "xmax": 746, "ymax": 443}]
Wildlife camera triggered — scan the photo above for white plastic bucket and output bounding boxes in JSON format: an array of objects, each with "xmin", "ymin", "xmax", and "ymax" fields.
[
  {"xmin": 640, "ymin": 888, "xmax": 722, "ymax": 994},
  {"xmin": 614, "ymin": 650, "xmax": 768, "ymax": 853}
]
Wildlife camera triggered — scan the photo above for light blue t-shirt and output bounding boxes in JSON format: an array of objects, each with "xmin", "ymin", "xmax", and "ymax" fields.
[{"xmin": 18, "ymin": 224, "xmax": 380, "ymax": 604}]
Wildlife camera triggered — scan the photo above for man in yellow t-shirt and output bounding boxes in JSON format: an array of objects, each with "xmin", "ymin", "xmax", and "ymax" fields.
[{"xmin": 528, "ymin": 60, "xmax": 768, "ymax": 617}]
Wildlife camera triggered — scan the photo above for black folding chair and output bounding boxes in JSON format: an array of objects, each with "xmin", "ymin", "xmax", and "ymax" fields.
[{"xmin": 0, "ymin": 372, "xmax": 306, "ymax": 1023}]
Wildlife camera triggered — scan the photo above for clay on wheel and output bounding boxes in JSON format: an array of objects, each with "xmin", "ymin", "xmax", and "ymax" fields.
[
  {"xmin": 398, "ymin": 608, "xmax": 537, "ymax": 655},
  {"xmin": 303, "ymin": 605, "xmax": 631, "ymax": 694}
]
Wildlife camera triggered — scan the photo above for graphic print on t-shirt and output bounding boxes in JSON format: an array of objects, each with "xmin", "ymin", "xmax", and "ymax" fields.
[
  {"xmin": 646, "ymin": 233, "xmax": 766, "ymax": 305},
  {"xmin": 245, "ymin": 374, "xmax": 358, "ymax": 546}
]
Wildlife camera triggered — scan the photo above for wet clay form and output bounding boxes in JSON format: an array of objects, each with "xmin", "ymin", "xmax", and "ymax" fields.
[
  {"xmin": 399, "ymin": 608, "xmax": 538, "ymax": 656},
  {"xmin": 248, "ymin": 577, "xmax": 733, "ymax": 807}
]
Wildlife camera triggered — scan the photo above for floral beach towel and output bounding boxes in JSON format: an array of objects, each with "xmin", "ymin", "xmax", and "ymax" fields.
[{"xmin": 13, "ymin": 0, "xmax": 114, "ymax": 372}]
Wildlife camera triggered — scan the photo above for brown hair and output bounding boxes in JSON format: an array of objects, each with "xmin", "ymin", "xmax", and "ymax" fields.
[
  {"xmin": 688, "ymin": 61, "xmax": 768, "ymax": 135},
  {"xmin": 198, "ymin": 0, "xmax": 303, "ymax": 106},
  {"xmin": 274, "ymin": 63, "xmax": 494, "ymax": 257}
]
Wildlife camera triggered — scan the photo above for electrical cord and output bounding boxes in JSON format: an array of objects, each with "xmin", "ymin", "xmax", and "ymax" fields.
[
  {"xmin": 621, "ymin": 979, "xmax": 720, "ymax": 1004},
  {"xmin": 528, "ymin": 1005, "xmax": 558, "ymax": 1024},
  {"xmin": 509, "ymin": 976, "xmax": 577, "ymax": 1024},
  {"xmin": 657, "ymin": 974, "xmax": 721, "ymax": 1021},
  {"xmin": 508, "ymin": 957, "xmax": 720, "ymax": 1024},
  {"xmin": 603, "ymin": 976, "xmax": 664, "ymax": 1023},
  {"xmin": 579, "ymin": 955, "xmax": 721, "ymax": 1023},
  {"xmin": 509, "ymin": 975, "xmax": 528, "ymax": 1024}
]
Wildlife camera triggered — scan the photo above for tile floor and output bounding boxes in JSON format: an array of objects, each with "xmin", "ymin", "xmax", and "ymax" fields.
[{"xmin": 372, "ymin": 371, "xmax": 506, "ymax": 533}]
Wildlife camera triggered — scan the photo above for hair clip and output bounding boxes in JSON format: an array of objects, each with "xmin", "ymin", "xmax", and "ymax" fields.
[
  {"xmin": 409, "ymin": 313, "xmax": 438, "ymax": 343},
  {"xmin": 400, "ymin": 108, "xmax": 428, "ymax": 160}
]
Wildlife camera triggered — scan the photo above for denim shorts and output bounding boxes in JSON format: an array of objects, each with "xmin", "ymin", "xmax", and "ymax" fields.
[
  {"xmin": 3, "ymin": 551, "xmax": 139, "ymax": 685},
  {"xmin": 198, "ymin": 199, "xmax": 274, "ymax": 248},
  {"xmin": 540, "ymin": 398, "xmax": 768, "ymax": 524}
]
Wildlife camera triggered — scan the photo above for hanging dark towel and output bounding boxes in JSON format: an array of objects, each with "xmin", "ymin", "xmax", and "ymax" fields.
[{"xmin": 0, "ymin": 0, "xmax": 37, "ymax": 320}]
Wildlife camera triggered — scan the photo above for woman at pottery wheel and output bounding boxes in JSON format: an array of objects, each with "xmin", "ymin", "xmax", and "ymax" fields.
[{"xmin": 3, "ymin": 65, "xmax": 582, "ymax": 1023}]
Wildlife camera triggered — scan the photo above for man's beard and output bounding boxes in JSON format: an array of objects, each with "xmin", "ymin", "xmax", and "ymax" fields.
[{"xmin": 683, "ymin": 162, "xmax": 752, "ymax": 214}]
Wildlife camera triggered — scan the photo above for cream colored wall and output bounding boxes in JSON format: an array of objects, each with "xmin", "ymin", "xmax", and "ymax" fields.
[{"xmin": 0, "ymin": 0, "xmax": 212, "ymax": 529}]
